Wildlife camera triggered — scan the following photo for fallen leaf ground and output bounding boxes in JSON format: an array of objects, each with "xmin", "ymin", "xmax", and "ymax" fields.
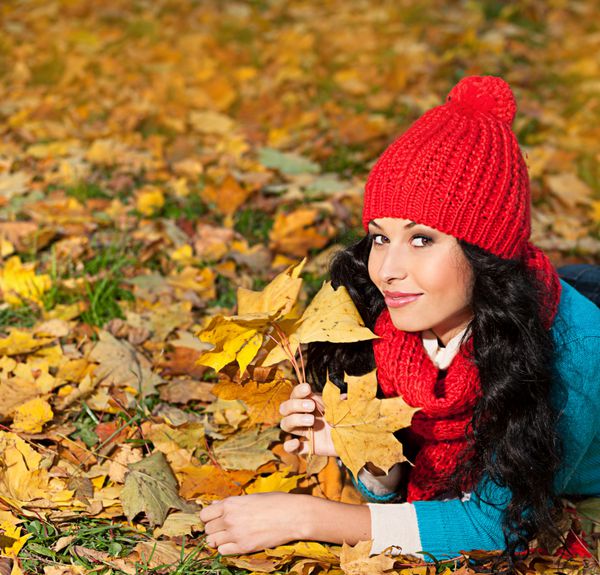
[{"xmin": 0, "ymin": 1, "xmax": 599, "ymax": 574}]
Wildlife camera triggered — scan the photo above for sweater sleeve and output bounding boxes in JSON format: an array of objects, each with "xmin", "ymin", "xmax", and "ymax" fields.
[{"xmin": 415, "ymin": 333, "xmax": 600, "ymax": 559}]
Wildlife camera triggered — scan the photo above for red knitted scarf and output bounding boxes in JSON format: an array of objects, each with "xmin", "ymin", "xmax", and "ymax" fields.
[{"xmin": 372, "ymin": 243, "xmax": 562, "ymax": 502}]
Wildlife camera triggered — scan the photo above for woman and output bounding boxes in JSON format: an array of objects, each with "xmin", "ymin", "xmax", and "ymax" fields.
[{"xmin": 199, "ymin": 76, "xmax": 600, "ymax": 563}]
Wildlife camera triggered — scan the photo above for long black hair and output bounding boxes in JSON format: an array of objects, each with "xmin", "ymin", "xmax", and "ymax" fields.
[{"xmin": 306, "ymin": 234, "xmax": 563, "ymax": 562}]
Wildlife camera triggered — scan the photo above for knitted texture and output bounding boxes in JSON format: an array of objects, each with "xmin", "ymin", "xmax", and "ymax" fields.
[
  {"xmin": 362, "ymin": 75, "xmax": 530, "ymax": 259},
  {"xmin": 373, "ymin": 309, "xmax": 480, "ymax": 502}
]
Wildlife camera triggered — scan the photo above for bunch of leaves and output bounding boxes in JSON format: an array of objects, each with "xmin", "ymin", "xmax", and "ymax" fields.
[{"xmin": 196, "ymin": 261, "xmax": 418, "ymax": 479}]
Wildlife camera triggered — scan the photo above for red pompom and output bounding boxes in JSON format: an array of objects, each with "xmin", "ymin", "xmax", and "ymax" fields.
[{"xmin": 446, "ymin": 75, "xmax": 517, "ymax": 125}]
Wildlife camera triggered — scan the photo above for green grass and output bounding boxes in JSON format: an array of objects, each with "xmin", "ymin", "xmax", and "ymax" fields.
[
  {"xmin": 320, "ymin": 144, "xmax": 370, "ymax": 177},
  {"xmin": 234, "ymin": 208, "xmax": 273, "ymax": 244},
  {"xmin": 162, "ymin": 192, "xmax": 209, "ymax": 220},
  {"xmin": 208, "ymin": 275, "xmax": 238, "ymax": 309},
  {"xmin": 65, "ymin": 181, "xmax": 111, "ymax": 202},
  {"xmin": 19, "ymin": 518, "xmax": 149, "ymax": 574},
  {"xmin": 0, "ymin": 303, "xmax": 38, "ymax": 329},
  {"xmin": 79, "ymin": 245, "xmax": 136, "ymax": 327}
]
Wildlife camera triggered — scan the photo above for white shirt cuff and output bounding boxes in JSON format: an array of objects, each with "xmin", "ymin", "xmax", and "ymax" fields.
[{"xmin": 367, "ymin": 502, "xmax": 422, "ymax": 557}]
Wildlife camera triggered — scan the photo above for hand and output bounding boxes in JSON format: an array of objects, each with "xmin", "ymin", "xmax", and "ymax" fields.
[
  {"xmin": 199, "ymin": 493, "xmax": 309, "ymax": 555},
  {"xmin": 279, "ymin": 383, "xmax": 337, "ymax": 457}
]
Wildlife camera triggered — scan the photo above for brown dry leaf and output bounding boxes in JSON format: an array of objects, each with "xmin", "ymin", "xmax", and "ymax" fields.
[
  {"xmin": 72, "ymin": 545, "xmax": 136, "ymax": 574},
  {"xmin": 108, "ymin": 445, "xmax": 144, "ymax": 484},
  {"xmin": 178, "ymin": 464, "xmax": 255, "ymax": 500},
  {"xmin": 212, "ymin": 375, "xmax": 293, "ymax": 425},
  {"xmin": 158, "ymin": 347, "xmax": 210, "ymax": 378},
  {"xmin": 153, "ymin": 511, "xmax": 204, "ymax": 538},
  {"xmin": 0, "ymin": 377, "xmax": 45, "ymax": 419},
  {"xmin": 269, "ymin": 208, "xmax": 333, "ymax": 257},
  {"xmin": 159, "ymin": 379, "xmax": 215, "ymax": 403},
  {"xmin": 142, "ymin": 422, "xmax": 205, "ymax": 453},
  {"xmin": 88, "ymin": 330, "xmax": 163, "ymax": 398},
  {"xmin": 323, "ymin": 370, "xmax": 419, "ymax": 479},
  {"xmin": 0, "ymin": 222, "xmax": 38, "ymax": 251},
  {"xmin": 43, "ymin": 565, "xmax": 86, "ymax": 575},
  {"xmin": 546, "ymin": 172, "xmax": 592, "ymax": 209},
  {"xmin": 221, "ymin": 552, "xmax": 281, "ymax": 573},
  {"xmin": 120, "ymin": 452, "xmax": 197, "ymax": 526},
  {"xmin": 212, "ymin": 426, "xmax": 281, "ymax": 470},
  {"xmin": 202, "ymin": 174, "xmax": 253, "ymax": 216},
  {"xmin": 340, "ymin": 540, "xmax": 395, "ymax": 575}
]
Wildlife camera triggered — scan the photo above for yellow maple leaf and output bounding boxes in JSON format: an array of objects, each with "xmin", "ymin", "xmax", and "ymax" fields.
[
  {"xmin": 197, "ymin": 260, "xmax": 305, "ymax": 374},
  {"xmin": 0, "ymin": 431, "xmax": 51, "ymax": 503},
  {"xmin": 263, "ymin": 281, "xmax": 377, "ymax": 366},
  {"xmin": 170, "ymin": 244, "xmax": 197, "ymax": 265},
  {"xmin": 136, "ymin": 185, "xmax": 165, "ymax": 216},
  {"xmin": 167, "ymin": 265, "xmax": 216, "ymax": 300},
  {"xmin": 323, "ymin": 370, "xmax": 419, "ymax": 479},
  {"xmin": 244, "ymin": 471, "xmax": 303, "ymax": 494},
  {"xmin": 0, "ymin": 330, "xmax": 54, "ymax": 356},
  {"xmin": 197, "ymin": 318, "xmax": 263, "ymax": 375},
  {"xmin": 264, "ymin": 541, "xmax": 341, "ymax": 562},
  {"xmin": 0, "ymin": 256, "xmax": 51, "ymax": 306},
  {"xmin": 0, "ymin": 519, "xmax": 31, "ymax": 557},
  {"xmin": 11, "ymin": 397, "xmax": 54, "ymax": 433},
  {"xmin": 237, "ymin": 258, "xmax": 305, "ymax": 319}
]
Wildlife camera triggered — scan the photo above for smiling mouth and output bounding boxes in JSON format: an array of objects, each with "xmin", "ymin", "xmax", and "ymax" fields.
[{"xmin": 383, "ymin": 291, "xmax": 423, "ymax": 308}]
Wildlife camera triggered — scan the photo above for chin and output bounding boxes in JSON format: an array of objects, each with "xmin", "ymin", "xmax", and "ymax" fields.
[{"xmin": 387, "ymin": 312, "xmax": 427, "ymax": 333}]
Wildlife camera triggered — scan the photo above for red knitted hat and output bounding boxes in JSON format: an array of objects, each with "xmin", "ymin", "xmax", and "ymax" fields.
[{"xmin": 362, "ymin": 76, "xmax": 530, "ymax": 259}]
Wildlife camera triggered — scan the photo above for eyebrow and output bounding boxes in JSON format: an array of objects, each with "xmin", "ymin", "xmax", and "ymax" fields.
[{"xmin": 368, "ymin": 220, "xmax": 418, "ymax": 230}]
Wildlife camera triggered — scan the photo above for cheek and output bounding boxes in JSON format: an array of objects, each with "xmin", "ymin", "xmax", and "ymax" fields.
[
  {"xmin": 422, "ymin": 252, "xmax": 472, "ymax": 302},
  {"xmin": 367, "ymin": 249, "xmax": 378, "ymax": 283}
]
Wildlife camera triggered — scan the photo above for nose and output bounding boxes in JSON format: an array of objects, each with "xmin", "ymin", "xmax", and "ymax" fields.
[{"xmin": 377, "ymin": 247, "xmax": 408, "ymax": 284}]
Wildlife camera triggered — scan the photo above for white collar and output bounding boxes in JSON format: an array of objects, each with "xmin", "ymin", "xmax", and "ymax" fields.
[{"xmin": 421, "ymin": 326, "xmax": 469, "ymax": 370}]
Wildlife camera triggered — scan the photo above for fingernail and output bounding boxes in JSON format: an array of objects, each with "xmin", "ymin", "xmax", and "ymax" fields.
[
  {"xmin": 302, "ymin": 400, "xmax": 313, "ymax": 410},
  {"xmin": 301, "ymin": 414, "xmax": 313, "ymax": 425},
  {"xmin": 300, "ymin": 383, "xmax": 310, "ymax": 393}
]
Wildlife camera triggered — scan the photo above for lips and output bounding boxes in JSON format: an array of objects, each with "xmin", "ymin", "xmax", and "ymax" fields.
[{"xmin": 383, "ymin": 290, "xmax": 423, "ymax": 308}]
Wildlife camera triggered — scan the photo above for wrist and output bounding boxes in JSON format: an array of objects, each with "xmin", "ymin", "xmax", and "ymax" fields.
[{"xmin": 294, "ymin": 494, "xmax": 320, "ymax": 541}]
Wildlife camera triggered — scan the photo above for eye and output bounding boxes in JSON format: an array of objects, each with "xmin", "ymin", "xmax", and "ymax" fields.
[
  {"xmin": 411, "ymin": 234, "xmax": 433, "ymax": 247},
  {"xmin": 371, "ymin": 234, "xmax": 388, "ymax": 246}
]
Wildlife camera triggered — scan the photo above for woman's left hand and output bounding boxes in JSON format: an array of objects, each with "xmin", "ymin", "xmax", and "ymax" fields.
[{"xmin": 199, "ymin": 492, "xmax": 310, "ymax": 555}]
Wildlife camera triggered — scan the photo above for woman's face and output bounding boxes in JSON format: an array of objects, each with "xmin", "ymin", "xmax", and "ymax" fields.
[{"xmin": 367, "ymin": 218, "xmax": 474, "ymax": 346}]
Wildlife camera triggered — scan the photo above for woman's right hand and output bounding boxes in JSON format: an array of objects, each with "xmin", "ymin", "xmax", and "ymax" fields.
[{"xmin": 279, "ymin": 383, "xmax": 337, "ymax": 457}]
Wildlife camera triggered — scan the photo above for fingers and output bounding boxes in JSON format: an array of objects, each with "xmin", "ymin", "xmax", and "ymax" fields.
[
  {"xmin": 279, "ymin": 397, "xmax": 315, "ymax": 417},
  {"xmin": 214, "ymin": 542, "xmax": 240, "ymax": 556},
  {"xmin": 205, "ymin": 529, "xmax": 230, "ymax": 550},
  {"xmin": 283, "ymin": 437, "xmax": 309, "ymax": 455},
  {"xmin": 290, "ymin": 383, "xmax": 312, "ymax": 399},
  {"xmin": 199, "ymin": 501, "xmax": 223, "ymax": 523},
  {"xmin": 204, "ymin": 517, "xmax": 227, "ymax": 536},
  {"xmin": 280, "ymin": 413, "xmax": 314, "ymax": 433}
]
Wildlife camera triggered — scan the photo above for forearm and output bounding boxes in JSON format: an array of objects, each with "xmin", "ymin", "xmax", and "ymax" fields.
[{"xmin": 299, "ymin": 495, "xmax": 371, "ymax": 545}]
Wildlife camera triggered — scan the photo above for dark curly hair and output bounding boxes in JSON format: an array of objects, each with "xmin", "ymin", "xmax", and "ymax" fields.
[{"xmin": 306, "ymin": 234, "xmax": 563, "ymax": 563}]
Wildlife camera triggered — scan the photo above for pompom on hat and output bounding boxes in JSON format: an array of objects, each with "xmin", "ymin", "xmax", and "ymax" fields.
[
  {"xmin": 363, "ymin": 75, "xmax": 528, "ymax": 259},
  {"xmin": 362, "ymin": 75, "xmax": 561, "ymax": 325}
]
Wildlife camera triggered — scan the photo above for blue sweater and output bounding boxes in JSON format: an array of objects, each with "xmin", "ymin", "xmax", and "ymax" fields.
[{"xmin": 363, "ymin": 281, "xmax": 600, "ymax": 558}]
